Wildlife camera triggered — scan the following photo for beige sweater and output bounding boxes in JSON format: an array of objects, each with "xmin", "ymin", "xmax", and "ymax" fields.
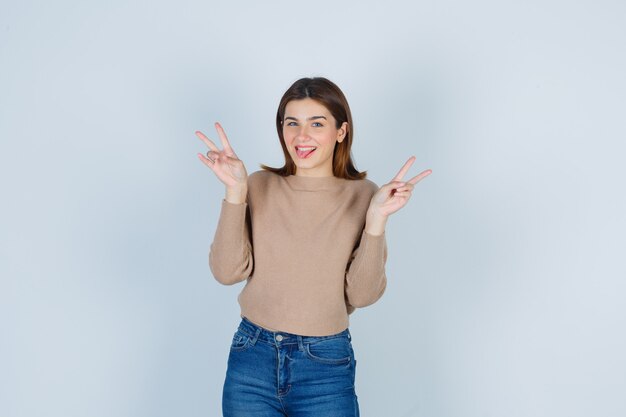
[{"xmin": 209, "ymin": 170, "xmax": 388, "ymax": 336}]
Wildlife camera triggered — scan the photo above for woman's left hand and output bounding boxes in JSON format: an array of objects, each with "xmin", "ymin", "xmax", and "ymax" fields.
[{"xmin": 368, "ymin": 156, "xmax": 432, "ymax": 219}]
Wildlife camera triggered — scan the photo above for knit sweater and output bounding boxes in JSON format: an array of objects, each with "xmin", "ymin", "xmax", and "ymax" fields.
[{"xmin": 209, "ymin": 170, "xmax": 388, "ymax": 336}]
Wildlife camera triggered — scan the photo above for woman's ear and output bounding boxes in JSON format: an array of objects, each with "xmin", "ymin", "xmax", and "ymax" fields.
[{"xmin": 337, "ymin": 122, "xmax": 348, "ymax": 143}]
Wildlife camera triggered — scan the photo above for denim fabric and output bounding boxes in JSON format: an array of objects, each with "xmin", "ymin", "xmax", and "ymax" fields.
[{"xmin": 222, "ymin": 316, "xmax": 360, "ymax": 416}]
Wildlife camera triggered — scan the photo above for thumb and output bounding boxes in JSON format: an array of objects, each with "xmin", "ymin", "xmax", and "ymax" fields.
[{"xmin": 382, "ymin": 180, "xmax": 405, "ymax": 191}]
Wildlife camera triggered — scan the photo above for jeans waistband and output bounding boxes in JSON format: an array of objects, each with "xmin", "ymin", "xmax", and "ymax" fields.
[{"xmin": 238, "ymin": 316, "xmax": 351, "ymax": 346}]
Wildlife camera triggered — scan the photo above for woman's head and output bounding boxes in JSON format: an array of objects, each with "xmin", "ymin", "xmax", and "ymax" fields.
[{"xmin": 260, "ymin": 77, "xmax": 366, "ymax": 179}]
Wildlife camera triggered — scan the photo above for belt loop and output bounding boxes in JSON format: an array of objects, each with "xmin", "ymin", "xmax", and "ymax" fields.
[
  {"xmin": 250, "ymin": 327, "xmax": 261, "ymax": 346},
  {"xmin": 297, "ymin": 335, "xmax": 304, "ymax": 351}
]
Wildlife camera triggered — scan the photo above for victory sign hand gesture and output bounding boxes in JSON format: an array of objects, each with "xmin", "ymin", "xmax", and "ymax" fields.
[
  {"xmin": 196, "ymin": 122, "xmax": 248, "ymax": 189},
  {"xmin": 368, "ymin": 156, "xmax": 432, "ymax": 218}
]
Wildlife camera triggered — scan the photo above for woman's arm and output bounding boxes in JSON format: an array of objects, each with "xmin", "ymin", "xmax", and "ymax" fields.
[
  {"xmin": 196, "ymin": 122, "xmax": 253, "ymax": 285},
  {"xmin": 208, "ymin": 194, "xmax": 254, "ymax": 285},
  {"xmin": 345, "ymin": 157, "xmax": 431, "ymax": 308},
  {"xmin": 344, "ymin": 214, "xmax": 388, "ymax": 308}
]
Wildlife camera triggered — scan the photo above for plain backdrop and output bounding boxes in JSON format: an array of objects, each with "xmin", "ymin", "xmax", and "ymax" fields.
[{"xmin": 1, "ymin": 1, "xmax": 625, "ymax": 416}]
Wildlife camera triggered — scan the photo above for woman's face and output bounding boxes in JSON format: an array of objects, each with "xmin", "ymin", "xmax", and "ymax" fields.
[{"xmin": 282, "ymin": 98, "xmax": 348, "ymax": 177}]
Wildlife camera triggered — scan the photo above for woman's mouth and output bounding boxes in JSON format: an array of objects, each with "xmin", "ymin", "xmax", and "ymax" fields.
[{"xmin": 295, "ymin": 146, "xmax": 317, "ymax": 159}]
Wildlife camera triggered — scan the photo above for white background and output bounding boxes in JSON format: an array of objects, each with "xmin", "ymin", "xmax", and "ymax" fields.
[{"xmin": 2, "ymin": 1, "xmax": 625, "ymax": 416}]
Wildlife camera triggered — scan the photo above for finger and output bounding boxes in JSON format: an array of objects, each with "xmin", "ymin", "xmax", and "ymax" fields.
[
  {"xmin": 406, "ymin": 169, "xmax": 432, "ymax": 185},
  {"xmin": 381, "ymin": 180, "xmax": 406, "ymax": 192},
  {"xmin": 215, "ymin": 122, "xmax": 238, "ymax": 158},
  {"xmin": 393, "ymin": 188, "xmax": 412, "ymax": 195},
  {"xmin": 195, "ymin": 130, "xmax": 220, "ymax": 152},
  {"xmin": 395, "ymin": 185, "xmax": 413, "ymax": 192},
  {"xmin": 197, "ymin": 153, "xmax": 216, "ymax": 169},
  {"xmin": 392, "ymin": 156, "xmax": 416, "ymax": 181},
  {"xmin": 205, "ymin": 150, "xmax": 218, "ymax": 163}
]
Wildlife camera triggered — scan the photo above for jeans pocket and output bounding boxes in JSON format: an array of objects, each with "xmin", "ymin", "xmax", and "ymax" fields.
[
  {"xmin": 304, "ymin": 336, "xmax": 352, "ymax": 365},
  {"xmin": 230, "ymin": 330, "xmax": 251, "ymax": 352}
]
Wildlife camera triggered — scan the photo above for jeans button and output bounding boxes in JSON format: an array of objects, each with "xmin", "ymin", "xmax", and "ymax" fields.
[{"xmin": 275, "ymin": 334, "xmax": 283, "ymax": 341}]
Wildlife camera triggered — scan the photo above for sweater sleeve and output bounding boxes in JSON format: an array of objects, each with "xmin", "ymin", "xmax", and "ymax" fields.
[
  {"xmin": 208, "ymin": 199, "xmax": 254, "ymax": 285},
  {"xmin": 344, "ymin": 228, "xmax": 388, "ymax": 308}
]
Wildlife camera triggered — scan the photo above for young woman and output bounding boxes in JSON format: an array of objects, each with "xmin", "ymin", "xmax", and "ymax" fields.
[{"xmin": 196, "ymin": 77, "xmax": 431, "ymax": 416}]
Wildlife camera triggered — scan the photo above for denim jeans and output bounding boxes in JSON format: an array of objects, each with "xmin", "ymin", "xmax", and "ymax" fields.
[{"xmin": 222, "ymin": 316, "xmax": 360, "ymax": 416}]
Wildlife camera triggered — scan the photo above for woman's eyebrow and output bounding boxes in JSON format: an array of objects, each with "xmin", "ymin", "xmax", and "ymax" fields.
[{"xmin": 284, "ymin": 116, "xmax": 327, "ymax": 121}]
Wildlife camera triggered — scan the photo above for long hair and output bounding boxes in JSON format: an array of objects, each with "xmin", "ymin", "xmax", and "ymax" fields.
[{"xmin": 260, "ymin": 77, "xmax": 367, "ymax": 180}]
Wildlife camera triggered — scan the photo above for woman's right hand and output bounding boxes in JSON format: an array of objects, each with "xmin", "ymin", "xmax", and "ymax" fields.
[{"xmin": 196, "ymin": 122, "xmax": 248, "ymax": 191}]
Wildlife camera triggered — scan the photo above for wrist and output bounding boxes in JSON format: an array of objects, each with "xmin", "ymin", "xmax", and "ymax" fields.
[
  {"xmin": 365, "ymin": 210, "xmax": 387, "ymax": 236},
  {"xmin": 225, "ymin": 185, "xmax": 247, "ymax": 204}
]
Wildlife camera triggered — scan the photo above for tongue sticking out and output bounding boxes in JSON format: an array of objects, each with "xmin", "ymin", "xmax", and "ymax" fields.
[{"xmin": 296, "ymin": 148, "xmax": 316, "ymax": 158}]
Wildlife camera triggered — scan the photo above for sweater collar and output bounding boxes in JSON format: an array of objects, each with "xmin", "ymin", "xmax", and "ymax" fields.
[{"xmin": 283, "ymin": 174, "xmax": 345, "ymax": 191}]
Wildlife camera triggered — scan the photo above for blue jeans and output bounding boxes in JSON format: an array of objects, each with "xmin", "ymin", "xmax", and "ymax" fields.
[{"xmin": 222, "ymin": 316, "xmax": 360, "ymax": 416}]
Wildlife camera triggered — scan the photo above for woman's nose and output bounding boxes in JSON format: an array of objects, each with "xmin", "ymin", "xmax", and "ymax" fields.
[{"xmin": 295, "ymin": 125, "xmax": 311, "ymax": 139}]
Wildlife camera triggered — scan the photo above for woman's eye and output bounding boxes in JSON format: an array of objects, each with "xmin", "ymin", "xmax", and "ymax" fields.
[
  {"xmin": 312, "ymin": 122, "xmax": 323, "ymax": 127},
  {"xmin": 286, "ymin": 121, "xmax": 297, "ymax": 126}
]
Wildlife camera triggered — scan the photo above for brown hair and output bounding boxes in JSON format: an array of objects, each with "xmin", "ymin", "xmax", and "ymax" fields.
[{"xmin": 260, "ymin": 77, "xmax": 367, "ymax": 180}]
